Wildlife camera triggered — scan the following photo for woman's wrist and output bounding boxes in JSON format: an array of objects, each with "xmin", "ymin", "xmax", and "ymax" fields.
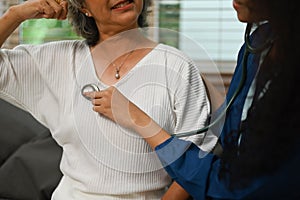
[
  {"xmin": 0, "ymin": 6, "xmax": 24, "ymax": 47},
  {"xmin": 6, "ymin": 5, "xmax": 25, "ymax": 24}
]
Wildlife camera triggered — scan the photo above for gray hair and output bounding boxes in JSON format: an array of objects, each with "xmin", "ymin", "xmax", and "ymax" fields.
[{"xmin": 68, "ymin": 0, "xmax": 151, "ymax": 46}]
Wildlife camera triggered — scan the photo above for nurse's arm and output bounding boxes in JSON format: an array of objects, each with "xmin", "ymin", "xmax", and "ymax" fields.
[{"xmin": 87, "ymin": 86, "xmax": 172, "ymax": 149}]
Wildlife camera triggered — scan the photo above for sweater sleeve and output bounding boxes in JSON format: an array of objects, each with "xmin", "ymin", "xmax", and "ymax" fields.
[
  {"xmin": 168, "ymin": 50, "xmax": 217, "ymax": 152},
  {"xmin": 0, "ymin": 41, "xmax": 77, "ymax": 127},
  {"xmin": 0, "ymin": 45, "xmax": 48, "ymax": 114}
]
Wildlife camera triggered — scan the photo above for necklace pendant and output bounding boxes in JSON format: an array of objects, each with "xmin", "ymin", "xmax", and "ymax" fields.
[
  {"xmin": 113, "ymin": 50, "xmax": 134, "ymax": 80},
  {"xmin": 115, "ymin": 72, "xmax": 120, "ymax": 79}
]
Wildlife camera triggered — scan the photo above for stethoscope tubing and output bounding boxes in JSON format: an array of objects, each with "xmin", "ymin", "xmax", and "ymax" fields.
[
  {"xmin": 173, "ymin": 23, "xmax": 273, "ymax": 138},
  {"xmin": 172, "ymin": 48, "xmax": 249, "ymax": 138}
]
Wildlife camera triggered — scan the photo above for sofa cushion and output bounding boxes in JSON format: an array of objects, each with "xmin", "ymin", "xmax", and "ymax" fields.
[{"xmin": 0, "ymin": 99, "xmax": 62, "ymax": 200}]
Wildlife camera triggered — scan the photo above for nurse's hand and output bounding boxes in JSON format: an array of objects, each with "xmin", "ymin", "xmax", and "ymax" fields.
[
  {"xmin": 85, "ymin": 86, "xmax": 162, "ymax": 138},
  {"xmin": 9, "ymin": 0, "xmax": 67, "ymax": 23},
  {"xmin": 86, "ymin": 86, "xmax": 171, "ymax": 149},
  {"xmin": 86, "ymin": 86, "xmax": 148, "ymax": 128}
]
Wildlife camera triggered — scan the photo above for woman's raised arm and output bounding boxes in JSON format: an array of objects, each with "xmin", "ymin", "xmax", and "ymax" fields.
[{"xmin": 0, "ymin": 0, "xmax": 67, "ymax": 47}]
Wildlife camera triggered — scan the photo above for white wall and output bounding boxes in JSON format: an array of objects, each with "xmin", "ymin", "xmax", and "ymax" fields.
[{"xmin": 0, "ymin": 0, "xmax": 7, "ymax": 15}]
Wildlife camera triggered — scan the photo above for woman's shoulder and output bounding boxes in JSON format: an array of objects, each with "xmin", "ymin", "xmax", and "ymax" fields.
[
  {"xmin": 155, "ymin": 43, "xmax": 193, "ymax": 63},
  {"xmin": 37, "ymin": 39, "xmax": 87, "ymax": 50},
  {"xmin": 155, "ymin": 43, "xmax": 184, "ymax": 54},
  {"xmin": 14, "ymin": 39, "xmax": 87, "ymax": 52}
]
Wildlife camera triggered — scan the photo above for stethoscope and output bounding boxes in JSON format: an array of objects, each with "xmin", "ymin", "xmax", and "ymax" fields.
[{"xmin": 81, "ymin": 23, "xmax": 274, "ymax": 138}]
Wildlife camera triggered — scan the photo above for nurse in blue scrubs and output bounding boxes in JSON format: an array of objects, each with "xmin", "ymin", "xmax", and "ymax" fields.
[{"xmin": 91, "ymin": 0, "xmax": 300, "ymax": 199}]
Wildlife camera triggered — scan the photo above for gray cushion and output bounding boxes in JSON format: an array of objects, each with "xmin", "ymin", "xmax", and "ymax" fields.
[{"xmin": 0, "ymin": 99, "xmax": 62, "ymax": 200}]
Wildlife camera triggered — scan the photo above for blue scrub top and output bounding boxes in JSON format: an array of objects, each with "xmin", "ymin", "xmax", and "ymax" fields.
[
  {"xmin": 156, "ymin": 136, "xmax": 300, "ymax": 199},
  {"xmin": 155, "ymin": 137, "xmax": 262, "ymax": 200}
]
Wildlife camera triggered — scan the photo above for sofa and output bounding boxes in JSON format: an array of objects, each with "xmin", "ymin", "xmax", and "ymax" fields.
[{"xmin": 0, "ymin": 99, "xmax": 62, "ymax": 200}]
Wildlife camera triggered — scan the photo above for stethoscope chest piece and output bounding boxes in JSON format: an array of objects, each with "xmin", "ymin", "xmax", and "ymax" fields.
[{"xmin": 81, "ymin": 83, "xmax": 100, "ymax": 101}]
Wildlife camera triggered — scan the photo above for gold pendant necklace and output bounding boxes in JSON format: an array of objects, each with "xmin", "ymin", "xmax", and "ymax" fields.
[{"xmin": 113, "ymin": 50, "xmax": 134, "ymax": 79}]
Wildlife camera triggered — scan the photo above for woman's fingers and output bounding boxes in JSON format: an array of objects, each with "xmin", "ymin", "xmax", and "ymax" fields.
[
  {"xmin": 58, "ymin": 1, "xmax": 68, "ymax": 19},
  {"xmin": 21, "ymin": 0, "xmax": 68, "ymax": 20},
  {"xmin": 44, "ymin": 0, "xmax": 67, "ymax": 19},
  {"xmin": 11, "ymin": 0, "xmax": 67, "ymax": 22},
  {"xmin": 39, "ymin": 0, "xmax": 67, "ymax": 19}
]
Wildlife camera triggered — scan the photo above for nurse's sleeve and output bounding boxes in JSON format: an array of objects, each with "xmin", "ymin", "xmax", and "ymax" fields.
[
  {"xmin": 155, "ymin": 136, "xmax": 215, "ymax": 200},
  {"xmin": 155, "ymin": 136, "xmax": 259, "ymax": 200}
]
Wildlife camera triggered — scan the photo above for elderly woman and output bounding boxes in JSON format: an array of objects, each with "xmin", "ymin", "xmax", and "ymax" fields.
[{"xmin": 0, "ymin": 0, "xmax": 216, "ymax": 199}]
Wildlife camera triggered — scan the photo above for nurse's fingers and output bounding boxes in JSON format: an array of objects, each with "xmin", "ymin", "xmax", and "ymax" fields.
[
  {"xmin": 92, "ymin": 99, "xmax": 102, "ymax": 106},
  {"xmin": 83, "ymin": 91, "xmax": 100, "ymax": 99}
]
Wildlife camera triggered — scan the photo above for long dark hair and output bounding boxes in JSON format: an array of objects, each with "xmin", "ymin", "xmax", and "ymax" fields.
[
  {"xmin": 68, "ymin": 0, "xmax": 151, "ymax": 46},
  {"xmin": 221, "ymin": 0, "xmax": 300, "ymax": 188}
]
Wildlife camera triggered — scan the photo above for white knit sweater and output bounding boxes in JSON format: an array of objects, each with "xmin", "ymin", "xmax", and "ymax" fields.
[{"xmin": 0, "ymin": 41, "xmax": 215, "ymax": 199}]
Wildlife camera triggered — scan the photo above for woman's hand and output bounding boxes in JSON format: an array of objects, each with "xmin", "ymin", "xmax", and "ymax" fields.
[
  {"xmin": 0, "ymin": 0, "xmax": 68, "ymax": 46},
  {"xmin": 12, "ymin": 0, "xmax": 68, "ymax": 22}
]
